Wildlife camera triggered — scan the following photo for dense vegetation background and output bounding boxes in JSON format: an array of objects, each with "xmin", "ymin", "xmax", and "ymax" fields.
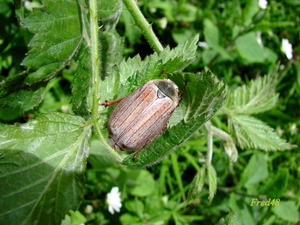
[{"xmin": 0, "ymin": 0, "xmax": 299, "ymax": 224}]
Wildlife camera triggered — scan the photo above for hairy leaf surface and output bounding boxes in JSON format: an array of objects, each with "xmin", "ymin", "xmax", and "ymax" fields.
[{"xmin": 0, "ymin": 113, "xmax": 91, "ymax": 225}]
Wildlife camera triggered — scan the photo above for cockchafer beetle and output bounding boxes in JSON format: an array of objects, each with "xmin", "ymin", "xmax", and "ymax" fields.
[{"xmin": 101, "ymin": 79, "xmax": 181, "ymax": 161}]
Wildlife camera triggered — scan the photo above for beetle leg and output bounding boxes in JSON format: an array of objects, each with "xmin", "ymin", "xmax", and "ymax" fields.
[
  {"xmin": 178, "ymin": 80, "xmax": 188, "ymax": 102},
  {"xmin": 100, "ymin": 97, "xmax": 124, "ymax": 107},
  {"xmin": 133, "ymin": 148, "xmax": 144, "ymax": 161}
]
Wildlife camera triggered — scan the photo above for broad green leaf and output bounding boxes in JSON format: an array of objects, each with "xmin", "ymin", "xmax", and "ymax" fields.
[
  {"xmin": 124, "ymin": 199, "xmax": 144, "ymax": 214},
  {"xmin": 0, "ymin": 112, "xmax": 91, "ymax": 225},
  {"xmin": 1, "ymin": 0, "xmax": 123, "ymax": 113},
  {"xmin": 0, "ymin": 85, "xmax": 46, "ymax": 111},
  {"xmin": 228, "ymin": 115, "xmax": 295, "ymax": 151},
  {"xmin": 1, "ymin": 0, "xmax": 83, "ymax": 111},
  {"xmin": 88, "ymin": 139, "xmax": 116, "ymax": 169},
  {"xmin": 182, "ymin": 71, "xmax": 226, "ymax": 123},
  {"xmin": 203, "ymin": 18, "xmax": 219, "ymax": 51},
  {"xmin": 117, "ymin": 34, "xmax": 199, "ymax": 87},
  {"xmin": 204, "ymin": 19, "xmax": 232, "ymax": 60},
  {"xmin": 241, "ymin": 152, "xmax": 268, "ymax": 188},
  {"xmin": 235, "ymin": 32, "xmax": 265, "ymax": 63},
  {"xmin": 61, "ymin": 210, "xmax": 87, "ymax": 225},
  {"xmin": 272, "ymin": 201, "xmax": 299, "ymax": 223},
  {"xmin": 187, "ymin": 167, "xmax": 206, "ymax": 204},
  {"xmin": 224, "ymin": 73, "xmax": 278, "ymax": 114},
  {"xmin": 241, "ymin": 0, "xmax": 258, "ymax": 26},
  {"xmin": 121, "ymin": 72, "xmax": 226, "ymax": 167},
  {"xmin": 207, "ymin": 164, "xmax": 217, "ymax": 202},
  {"xmin": 126, "ymin": 170, "xmax": 156, "ymax": 196}
]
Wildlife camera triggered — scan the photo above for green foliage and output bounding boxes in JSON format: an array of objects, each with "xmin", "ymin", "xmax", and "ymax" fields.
[
  {"xmin": 0, "ymin": 0, "xmax": 299, "ymax": 224},
  {"xmin": 0, "ymin": 113, "xmax": 90, "ymax": 225}
]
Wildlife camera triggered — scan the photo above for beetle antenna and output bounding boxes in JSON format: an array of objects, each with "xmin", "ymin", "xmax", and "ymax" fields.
[{"xmin": 99, "ymin": 97, "xmax": 124, "ymax": 107}]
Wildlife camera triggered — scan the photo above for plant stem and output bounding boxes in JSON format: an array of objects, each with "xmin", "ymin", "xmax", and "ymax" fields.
[
  {"xmin": 210, "ymin": 124, "xmax": 238, "ymax": 163},
  {"xmin": 90, "ymin": 0, "xmax": 99, "ymax": 119},
  {"xmin": 122, "ymin": 0, "xmax": 164, "ymax": 53},
  {"xmin": 89, "ymin": 0, "xmax": 123, "ymax": 162},
  {"xmin": 205, "ymin": 121, "xmax": 213, "ymax": 167}
]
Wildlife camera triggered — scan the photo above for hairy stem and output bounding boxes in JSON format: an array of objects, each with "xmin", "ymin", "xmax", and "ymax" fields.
[
  {"xmin": 89, "ymin": 0, "xmax": 123, "ymax": 162},
  {"xmin": 122, "ymin": 0, "xmax": 164, "ymax": 53},
  {"xmin": 205, "ymin": 121, "xmax": 213, "ymax": 167}
]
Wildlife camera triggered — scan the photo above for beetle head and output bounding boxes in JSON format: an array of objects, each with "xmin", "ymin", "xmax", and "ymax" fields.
[{"xmin": 150, "ymin": 79, "xmax": 180, "ymax": 105}]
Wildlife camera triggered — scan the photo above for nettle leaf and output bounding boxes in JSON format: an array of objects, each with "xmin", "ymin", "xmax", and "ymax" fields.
[
  {"xmin": 21, "ymin": 0, "xmax": 83, "ymax": 81},
  {"xmin": 115, "ymin": 34, "xmax": 199, "ymax": 89},
  {"xmin": 0, "ymin": 0, "xmax": 123, "ymax": 113},
  {"xmin": 98, "ymin": 35, "xmax": 200, "ymax": 126},
  {"xmin": 187, "ymin": 167, "xmax": 206, "ymax": 204},
  {"xmin": 0, "ymin": 112, "xmax": 91, "ymax": 225},
  {"xmin": 72, "ymin": 31, "xmax": 123, "ymax": 115},
  {"xmin": 224, "ymin": 73, "xmax": 278, "ymax": 114},
  {"xmin": 168, "ymin": 70, "xmax": 226, "ymax": 127},
  {"xmin": 121, "ymin": 71, "xmax": 226, "ymax": 167},
  {"xmin": 207, "ymin": 164, "xmax": 217, "ymax": 202},
  {"xmin": 228, "ymin": 115, "xmax": 295, "ymax": 151},
  {"xmin": 0, "ymin": 0, "xmax": 84, "ymax": 111}
]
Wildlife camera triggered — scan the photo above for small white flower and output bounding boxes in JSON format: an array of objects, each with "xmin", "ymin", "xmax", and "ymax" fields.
[
  {"xmin": 258, "ymin": 0, "xmax": 268, "ymax": 9},
  {"xmin": 256, "ymin": 31, "xmax": 263, "ymax": 46},
  {"xmin": 162, "ymin": 196, "xmax": 168, "ymax": 204},
  {"xmin": 281, "ymin": 39, "xmax": 293, "ymax": 60},
  {"xmin": 106, "ymin": 187, "xmax": 122, "ymax": 214},
  {"xmin": 24, "ymin": 1, "xmax": 42, "ymax": 11},
  {"xmin": 159, "ymin": 17, "xmax": 168, "ymax": 29},
  {"xmin": 290, "ymin": 123, "xmax": 297, "ymax": 135},
  {"xmin": 84, "ymin": 205, "xmax": 93, "ymax": 214},
  {"xmin": 198, "ymin": 41, "xmax": 209, "ymax": 48}
]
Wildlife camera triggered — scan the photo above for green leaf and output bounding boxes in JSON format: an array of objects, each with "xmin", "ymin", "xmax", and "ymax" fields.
[
  {"xmin": 1, "ymin": 0, "xmax": 123, "ymax": 113},
  {"xmin": 204, "ymin": 18, "xmax": 220, "ymax": 51},
  {"xmin": 203, "ymin": 19, "xmax": 232, "ymax": 60},
  {"xmin": 224, "ymin": 72, "xmax": 278, "ymax": 114},
  {"xmin": 229, "ymin": 193, "xmax": 256, "ymax": 225},
  {"xmin": 217, "ymin": 209, "xmax": 238, "ymax": 225},
  {"xmin": 72, "ymin": 32, "xmax": 123, "ymax": 115},
  {"xmin": 88, "ymin": 139, "xmax": 116, "ymax": 169},
  {"xmin": 61, "ymin": 210, "xmax": 87, "ymax": 225},
  {"xmin": 235, "ymin": 32, "xmax": 265, "ymax": 63},
  {"xmin": 241, "ymin": 152, "xmax": 268, "ymax": 188},
  {"xmin": 0, "ymin": 112, "xmax": 91, "ymax": 225},
  {"xmin": 180, "ymin": 71, "xmax": 226, "ymax": 123},
  {"xmin": 126, "ymin": 170, "xmax": 156, "ymax": 196},
  {"xmin": 207, "ymin": 164, "xmax": 217, "ymax": 202},
  {"xmin": 272, "ymin": 201, "xmax": 299, "ymax": 223},
  {"xmin": 264, "ymin": 168, "xmax": 289, "ymax": 198},
  {"xmin": 187, "ymin": 167, "xmax": 206, "ymax": 204},
  {"xmin": 121, "ymin": 71, "xmax": 226, "ymax": 167},
  {"xmin": 0, "ymin": 84, "xmax": 46, "ymax": 111},
  {"xmin": 1, "ymin": 0, "xmax": 82, "ymax": 111},
  {"xmin": 117, "ymin": 34, "xmax": 199, "ymax": 88},
  {"xmin": 228, "ymin": 115, "xmax": 295, "ymax": 151},
  {"xmin": 22, "ymin": 0, "xmax": 82, "ymax": 80},
  {"xmin": 241, "ymin": 0, "xmax": 259, "ymax": 26}
]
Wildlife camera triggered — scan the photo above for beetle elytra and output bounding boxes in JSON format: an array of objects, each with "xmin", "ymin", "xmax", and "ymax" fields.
[{"xmin": 102, "ymin": 79, "xmax": 180, "ymax": 161}]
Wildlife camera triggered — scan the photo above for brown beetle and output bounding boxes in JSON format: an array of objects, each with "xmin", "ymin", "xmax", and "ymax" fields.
[{"xmin": 102, "ymin": 79, "xmax": 180, "ymax": 161}]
